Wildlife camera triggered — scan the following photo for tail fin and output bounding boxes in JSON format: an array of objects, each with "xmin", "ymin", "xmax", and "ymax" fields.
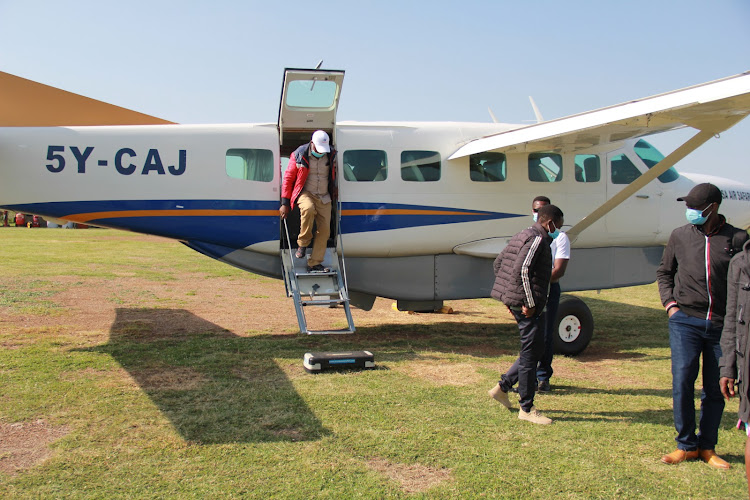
[{"xmin": 0, "ymin": 71, "xmax": 174, "ymax": 126}]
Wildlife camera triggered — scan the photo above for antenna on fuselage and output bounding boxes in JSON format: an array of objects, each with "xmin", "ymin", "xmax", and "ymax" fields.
[
  {"xmin": 529, "ymin": 96, "xmax": 544, "ymax": 123},
  {"xmin": 315, "ymin": 60, "xmax": 323, "ymax": 69},
  {"xmin": 487, "ymin": 107, "xmax": 499, "ymax": 123}
]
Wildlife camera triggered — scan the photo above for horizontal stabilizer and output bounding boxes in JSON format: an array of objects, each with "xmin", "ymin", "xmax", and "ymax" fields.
[
  {"xmin": 0, "ymin": 71, "xmax": 174, "ymax": 127},
  {"xmin": 449, "ymin": 71, "xmax": 750, "ymax": 159}
]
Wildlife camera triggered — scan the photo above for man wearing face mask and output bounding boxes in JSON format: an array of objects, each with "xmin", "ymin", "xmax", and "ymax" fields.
[
  {"xmin": 488, "ymin": 204, "xmax": 564, "ymax": 424},
  {"xmin": 280, "ymin": 130, "xmax": 337, "ymax": 272},
  {"xmin": 531, "ymin": 196, "xmax": 570, "ymax": 394},
  {"xmin": 657, "ymin": 182, "xmax": 749, "ymax": 469}
]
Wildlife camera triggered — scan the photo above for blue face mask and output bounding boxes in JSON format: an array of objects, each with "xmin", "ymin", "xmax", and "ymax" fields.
[
  {"xmin": 547, "ymin": 221, "xmax": 560, "ymax": 240},
  {"xmin": 310, "ymin": 150, "xmax": 325, "ymax": 158},
  {"xmin": 532, "ymin": 212, "xmax": 538, "ymax": 222},
  {"xmin": 685, "ymin": 205, "xmax": 712, "ymax": 225}
]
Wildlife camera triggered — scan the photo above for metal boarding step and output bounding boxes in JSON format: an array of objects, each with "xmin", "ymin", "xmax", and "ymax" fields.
[{"xmin": 281, "ymin": 220, "xmax": 356, "ymax": 335}]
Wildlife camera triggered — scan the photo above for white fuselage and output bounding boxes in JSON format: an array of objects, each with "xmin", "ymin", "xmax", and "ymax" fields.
[{"xmin": 1, "ymin": 121, "xmax": 749, "ymax": 303}]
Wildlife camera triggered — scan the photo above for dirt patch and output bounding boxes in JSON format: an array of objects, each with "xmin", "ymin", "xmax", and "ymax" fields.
[
  {"xmin": 395, "ymin": 360, "xmax": 482, "ymax": 387},
  {"xmin": 551, "ymin": 357, "xmax": 651, "ymax": 388},
  {"xmin": 367, "ymin": 457, "xmax": 452, "ymax": 494},
  {"xmin": 0, "ymin": 419, "xmax": 69, "ymax": 475}
]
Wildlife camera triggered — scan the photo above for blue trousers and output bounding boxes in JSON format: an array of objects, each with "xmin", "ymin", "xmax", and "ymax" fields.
[
  {"xmin": 668, "ymin": 309, "xmax": 725, "ymax": 451},
  {"xmin": 537, "ymin": 282, "xmax": 561, "ymax": 382},
  {"xmin": 500, "ymin": 309, "xmax": 545, "ymax": 412}
]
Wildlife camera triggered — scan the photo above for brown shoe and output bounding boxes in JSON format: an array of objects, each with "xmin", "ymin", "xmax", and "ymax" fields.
[
  {"xmin": 661, "ymin": 449, "xmax": 699, "ymax": 464},
  {"xmin": 518, "ymin": 406, "xmax": 552, "ymax": 425},
  {"xmin": 698, "ymin": 449, "xmax": 730, "ymax": 469},
  {"xmin": 488, "ymin": 384, "xmax": 512, "ymax": 409}
]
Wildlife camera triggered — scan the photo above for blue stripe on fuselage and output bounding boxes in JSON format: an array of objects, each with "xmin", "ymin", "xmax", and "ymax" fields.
[{"xmin": 5, "ymin": 200, "xmax": 522, "ymax": 250}]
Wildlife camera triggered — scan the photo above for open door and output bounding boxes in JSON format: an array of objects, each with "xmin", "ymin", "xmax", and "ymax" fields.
[
  {"xmin": 277, "ymin": 68, "xmax": 354, "ymax": 334},
  {"xmin": 278, "ymin": 68, "xmax": 346, "ymax": 249},
  {"xmin": 278, "ymin": 68, "xmax": 345, "ymax": 157}
]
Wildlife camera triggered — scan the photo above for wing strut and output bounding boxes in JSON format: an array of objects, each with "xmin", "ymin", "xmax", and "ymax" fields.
[{"xmin": 567, "ymin": 116, "xmax": 744, "ymax": 240}]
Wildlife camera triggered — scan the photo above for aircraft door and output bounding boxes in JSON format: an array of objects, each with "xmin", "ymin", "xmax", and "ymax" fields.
[
  {"xmin": 278, "ymin": 68, "xmax": 345, "ymax": 153},
  {"xmin": 278, "ymin": 68, "xmax": 345, "ymax": 250},
  {"xmin": 604, "ymin": 148, "xmax": 662, "ymax": 244}
]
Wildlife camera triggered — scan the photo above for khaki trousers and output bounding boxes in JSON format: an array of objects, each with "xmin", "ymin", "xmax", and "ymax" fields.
[{"xmin": 297, "ymin": 191, "xmax": 332, "ymax": 266}]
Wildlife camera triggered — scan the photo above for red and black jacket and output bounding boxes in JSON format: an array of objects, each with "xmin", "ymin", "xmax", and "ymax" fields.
[{"xmin": 280, "ymin": 143, "xmax": 337, "ymax": 210}]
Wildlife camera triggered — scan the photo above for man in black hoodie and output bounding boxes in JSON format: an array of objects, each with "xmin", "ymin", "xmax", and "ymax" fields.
[
  {"xmin": 657, "ymin": 183, "xmax": 749, "ymax": 469},
  {"xmin": 488, "ymin": 204, "xmax": 564, "ymax": 425}
]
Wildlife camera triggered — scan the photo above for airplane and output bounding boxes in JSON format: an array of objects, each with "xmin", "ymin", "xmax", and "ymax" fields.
[{"xmin": 1, "ymin": 67, "xmax": 749, "ymax": 354}]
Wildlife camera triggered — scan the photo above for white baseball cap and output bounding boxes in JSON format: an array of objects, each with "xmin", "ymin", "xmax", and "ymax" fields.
[{"xmin": 311, "ymin": 130, "xmax": 330, "ymax": 153}]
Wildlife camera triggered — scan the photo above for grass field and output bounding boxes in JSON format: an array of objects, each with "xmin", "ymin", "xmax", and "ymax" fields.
[{"xmin": 0, "ymin": 228, "xmax": 746, "ymax": 498}]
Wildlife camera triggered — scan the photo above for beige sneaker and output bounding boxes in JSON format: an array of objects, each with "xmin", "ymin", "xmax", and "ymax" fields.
[
  {"xmin": 518, "ymin": 406, "xmax": 552, "ymax": 424},
  {"xmin": 488, "ymin": 384, "xmax": 512, "ymax": 409}
]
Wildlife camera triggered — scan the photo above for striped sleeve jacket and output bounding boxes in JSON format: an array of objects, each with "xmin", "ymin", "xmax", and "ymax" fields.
[{"xmin": 491, "ymin": 223, "xmax": 553, "ymax": 311}]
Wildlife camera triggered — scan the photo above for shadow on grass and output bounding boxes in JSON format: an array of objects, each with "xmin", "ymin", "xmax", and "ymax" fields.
[
  {"xmin": 545, "ymin": 384, "xmax": 672, "ymax": 398},
  {"xmin": 84, "ymin": 308, "xmax": 331, "ymax": 445},
  {"xmin": 79, "ymin": 293, "xmax": 668, "ymax": 444},
  {"xmin": 300, "ymin": 294, "xmax": 670, "ymax": 360}
]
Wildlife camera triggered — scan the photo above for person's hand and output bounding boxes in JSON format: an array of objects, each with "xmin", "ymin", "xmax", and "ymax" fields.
[
  {"xmin": 668, "ymin": 307, "xmax": 679, "ymax": 318},
  {"xmin": 720, "ymin": 377, "xmax": 736, "ymax": 400},
  {"xmin": 522, "ymin": 305, "xmax": 536, "ymax": 318},
  {"xmin": 279, "ymin": 205, "xmax": 289, "ymax": 220}
]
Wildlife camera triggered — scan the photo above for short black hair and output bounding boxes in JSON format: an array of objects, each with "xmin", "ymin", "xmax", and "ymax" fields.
[
  {"xmin": 537, "ymin": 204, "xmax": 563, "ymax": 224},
  {"xmin": 533, "ymin": 195, "xmax": 551, "ymax": 204}
]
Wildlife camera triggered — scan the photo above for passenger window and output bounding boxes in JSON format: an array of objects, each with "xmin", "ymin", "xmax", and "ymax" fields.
[
  {"xmin": 470, "ymin": 152, "xmax": 506, "ymax": 182},
  {"xmin": 574, "ymin": 154, "xmax": 600, "ymax": 183},
  {"xmin": 528, "ymin": 153, "xmax": 562, "ymax": 182},
  {"xmin": 342, "ymin": 150, "xmax": 387, "ymax": 182},
  {"xmin": 610, "ymin": 154, "xmax": 641, "ymax": 184},
  {"xmin": 226, "ymin": 149, "xmax": 274, "ymax": 182},
  {"xmin": 401, "ymin": 151, "xmax": 441, "ymax": 182}
]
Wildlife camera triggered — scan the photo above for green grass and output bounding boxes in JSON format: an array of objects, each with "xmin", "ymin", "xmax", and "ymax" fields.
[{"xmin": 0, "ymin": 228, "xmax": 746, "ymax": 498}]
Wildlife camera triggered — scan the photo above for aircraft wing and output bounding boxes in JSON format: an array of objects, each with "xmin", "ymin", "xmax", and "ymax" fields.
[
  {"xmin": 0, "ymin": 71, "xmax": 174, "ymax": 127},
  {"xmin": 449, "ymin": 71, "xmax": 750, "ymax": 159}
]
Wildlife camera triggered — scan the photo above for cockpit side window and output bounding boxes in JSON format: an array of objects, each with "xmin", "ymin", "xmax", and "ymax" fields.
[
  {"xmin": 470, "ymin": 152, "xmax": 506, "ymax": 181},
  {"xmin": 610, "ymin": 154, "xmax": 641, "ymax": 185},
  {"xmin": 634, "ymin": 139, "xmax": 679, "ymax": 183}
]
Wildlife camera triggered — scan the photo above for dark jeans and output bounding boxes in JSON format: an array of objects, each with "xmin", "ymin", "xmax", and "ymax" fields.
[
  {"xmin": 668, "ymin": 309, "xmax": 725, "ymax": 451},
  {"xmin": 537, "ymin": 282, "xmax": 561, "ymax": 383},
  {"xmin": 500, "ymin": 309, "xmax": 545, "ymax": 412}
]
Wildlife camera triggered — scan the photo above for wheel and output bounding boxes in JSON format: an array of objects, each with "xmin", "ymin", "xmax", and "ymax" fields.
[{"xmin": 552, "ymin": 295, "xmax": 594, "ymax": 356}]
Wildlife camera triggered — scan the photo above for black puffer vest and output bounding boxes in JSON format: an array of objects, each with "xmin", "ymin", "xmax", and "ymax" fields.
[{"xmin": 491, "ymin": 223, "xmax": 552, "ymax": 311}]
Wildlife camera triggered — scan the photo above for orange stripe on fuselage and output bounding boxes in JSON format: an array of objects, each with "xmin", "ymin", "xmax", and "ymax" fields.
[
  {"xmin": 340, "ymin": 209, "xmax": 491, "ymax": 216},
  {"xmin": 64, "ymin": 209, "xmax": 278, "ymax": 223},
  {"xmin": 64, "ymin": 208, "xmax": 491, "ymax": 223}
]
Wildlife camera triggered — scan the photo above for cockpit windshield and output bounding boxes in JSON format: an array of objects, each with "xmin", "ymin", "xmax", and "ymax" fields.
[{"xmin": 634, "ymin": 139, "xmax": 679, "ymax": 183}]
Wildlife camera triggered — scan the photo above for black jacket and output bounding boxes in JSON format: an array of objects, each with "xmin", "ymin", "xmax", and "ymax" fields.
[
  {"xmin": 719, "ymin": 239, "xmax": 750, "ymax": 422},
  {"xmin": 491, "ymin": 223, "xmax": 552, "ymax": 311},
  {"xmin": 656, "ymin": 216, "xmax": 749, "ymax": 324}
]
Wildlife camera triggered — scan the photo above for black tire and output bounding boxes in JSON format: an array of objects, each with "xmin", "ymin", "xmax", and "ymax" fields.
[{"xmin": 552, "ymin": 295, "xmax": 594, "ymax": 356}]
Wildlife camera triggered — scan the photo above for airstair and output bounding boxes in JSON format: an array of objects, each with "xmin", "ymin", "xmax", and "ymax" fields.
[{"xmin": 281, "ymin": 218, "xmax": 355, "ymax": 335}]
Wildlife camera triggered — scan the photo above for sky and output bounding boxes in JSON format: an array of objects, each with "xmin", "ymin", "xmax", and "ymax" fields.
[{"xmin": 1, "ymin": 0, "xmax": 748, "ymax": 179}]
